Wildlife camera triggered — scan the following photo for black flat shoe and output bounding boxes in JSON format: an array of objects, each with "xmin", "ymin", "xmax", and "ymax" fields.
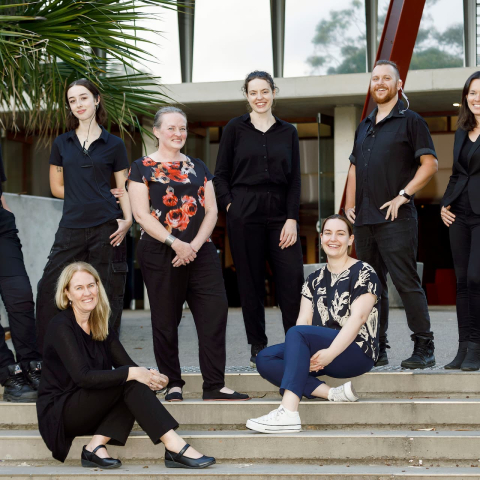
[
  {"xmin": 202, "ymin": 388, "xmax": 250, "ymax": 401},
  {"xmin": 165, "ymin": 389, "xmax": 183, "ymax": 402},
  {"xmin": 81, "ymin": 445, "xmax": 121, "ymax": 469},
  {"xmin": 165, "ymin": 443, "xmax": 216, "ymax": 469}
]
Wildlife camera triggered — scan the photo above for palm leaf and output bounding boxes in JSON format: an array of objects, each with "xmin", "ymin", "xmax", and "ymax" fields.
[{"xmin": 0, "ymin": 0, "xmax": 185, "ymax": 142}]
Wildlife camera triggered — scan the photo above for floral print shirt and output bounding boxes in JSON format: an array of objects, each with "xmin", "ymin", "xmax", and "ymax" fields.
[
  {"xmin": 129, "ymin": 155, "xmax": 214, "ymax": 243},
  {"xmin": 301, "ymin": 261, "xmax": 381, "ymax": 361}
]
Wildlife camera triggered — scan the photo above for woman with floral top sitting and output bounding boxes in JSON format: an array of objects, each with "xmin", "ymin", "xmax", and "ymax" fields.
[
  {"xmin": 246, "ymin": 214, "xmax": 380, "ymax": 433},
  {"xmin": 128, "ymin": 107, "xmax": 249, "ymax": 402}
]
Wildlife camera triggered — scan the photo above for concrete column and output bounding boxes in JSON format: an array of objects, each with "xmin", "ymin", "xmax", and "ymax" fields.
[
  {"xmin": 365, "ymin": 0, "xmax": 378, "ymax": 72},
  {"xmin": 334, "ymin": 105, "xmax": 361, "ymax": 213},
  {"xmin": 270, "ymin": 0, "xmax": 286, "ymax": 78},
  {"xmin": 178, "ymin": 0, "xmax": 195, "ymax": 83},
  {"xmin": 463, "ymin": 0, "xmax": 476, "ymax": 67}
]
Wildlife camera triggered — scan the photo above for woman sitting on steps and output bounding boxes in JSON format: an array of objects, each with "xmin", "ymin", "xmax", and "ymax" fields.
[{"xmin": 246, "ymin": 214, "xmax": 381, "ymax": 433}]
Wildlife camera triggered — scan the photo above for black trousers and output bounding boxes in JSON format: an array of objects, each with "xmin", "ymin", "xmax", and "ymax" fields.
[
  {"xmin": 36, "ymin": 219, "xmax": 127, "ymax": 353},
  {"xmin": 0, "ymin": 231, "xmax": 41, "ymax": 384},
  {"xmin": 354, "ymin": 218, "xmax": 432, "ymax": 345},
  {"xmin": 63, "ymin": 381, "xmax": 178, "ymax": 447},
  {"xmin": 449, "ymin": 210, "xmax": 480, "ymax": 343},
  {"xmin": 227, "ymin": 185, "xmax": 304, "ymax": 346},
  {"xmin": 138, "ymin": 240, "xmax": 227, "ymax": 391}
]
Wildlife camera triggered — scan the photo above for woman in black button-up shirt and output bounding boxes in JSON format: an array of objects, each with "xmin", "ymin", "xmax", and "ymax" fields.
[
  {"xmin": 36, "ymin": 79, "xmax": 132, "ymax": 353},
  {"xmin": 214, "ymin": 70, "xmax": 304, "ymax": 367}
]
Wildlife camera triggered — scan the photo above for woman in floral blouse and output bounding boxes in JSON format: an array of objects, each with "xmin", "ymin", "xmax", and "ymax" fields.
[
  {"xmin": 128, "ymin": 107, "xmax": 249, "ymax": 402},
  {"xmin": 246, "ymin": 214, "xmax": 380, "ymax": 433}
]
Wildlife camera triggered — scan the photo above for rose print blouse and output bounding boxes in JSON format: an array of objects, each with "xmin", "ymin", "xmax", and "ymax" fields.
[{"xmin": 129, "ymin": 155, "xmax": 214, "ymax": 243}]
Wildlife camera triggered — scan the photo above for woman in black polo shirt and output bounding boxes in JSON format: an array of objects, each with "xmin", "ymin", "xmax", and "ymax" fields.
[
  {"xmin": 214, "ymin": 70, "xmax": 304, "ymax": 367},
  {"xmin": 441, "ymin": 71, "xmax": 480, "ymax": 370},
  {"xmin": 36, "ymin": 79, "xmax": 132, "ymax": 352},
  {"xmin": 128, "ymin": 106, "xmax": 249, "ymax": 402}
]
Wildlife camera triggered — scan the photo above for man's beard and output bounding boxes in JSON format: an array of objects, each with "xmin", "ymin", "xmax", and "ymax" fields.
[{"xmin": 370, "ymin": 85, "xmax": 398, "ymax": 104}]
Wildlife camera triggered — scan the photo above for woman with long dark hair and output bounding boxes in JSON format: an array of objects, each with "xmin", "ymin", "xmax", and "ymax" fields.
[
  {"xmin": 441, "ymin": 71, "xmax": 480, "ymax": 370},
  {"xmin": 36, "ymin": 79, "xmax": 132, "ymax": 351},
  {"xmin": 246, "ymin": 215, "xmax": 380, "ymax": 433},
  {"xmin": 214, "ymin": 70, "xmax": 304, "ymax": 367}
]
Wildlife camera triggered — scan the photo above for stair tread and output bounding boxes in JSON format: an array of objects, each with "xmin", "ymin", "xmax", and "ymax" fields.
[
  {"xmin": 1, "ymin": 397, "xmax": 479, "ymax": 406},
  {"xmin": 1, "ymin": 429, "xmax": 479, "ymax": 438},
  {"xmin": 0, "ymin": 463, "xmax": 479, "ymax": 476}
]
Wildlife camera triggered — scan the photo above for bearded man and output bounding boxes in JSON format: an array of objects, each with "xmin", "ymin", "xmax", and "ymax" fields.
[{"xmin": 345, "ymin": 60, "xmax": 438, "ymax": 369}]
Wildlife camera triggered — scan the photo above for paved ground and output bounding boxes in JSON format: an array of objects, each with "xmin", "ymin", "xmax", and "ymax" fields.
[{"xmin": 119, "ymin": 306, "xmax": 459, "ymax": 371}]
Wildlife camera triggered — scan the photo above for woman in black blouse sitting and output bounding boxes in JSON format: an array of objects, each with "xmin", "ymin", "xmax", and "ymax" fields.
[
  {"xmin": 441, "ymin": 71, "xmax": 480, "ymax": 371},
  {"xmin": 36, "ymin": 261, "xmax": 215, "ymax": 469},
  {"xmin": 246, "ymin": 215, "xmax": 380, "ymax": 433}
]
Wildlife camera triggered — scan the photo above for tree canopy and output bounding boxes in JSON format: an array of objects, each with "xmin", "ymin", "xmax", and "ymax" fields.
[
  {"xmin": 307, "ymin": 0, "xmax": 463, "ymax": 76},
  {"xmin": 0, "ymin": 0, "xmax": 180, "ymax": 140}
]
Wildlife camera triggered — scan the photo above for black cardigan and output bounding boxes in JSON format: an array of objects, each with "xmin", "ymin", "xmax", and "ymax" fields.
[
  {"xmin": 36, "ymin": 309, "xmax": 136, "ymax": 462},
  {"xmin": 442, "ymin": 128, "xmax": 480, "ymax": 214}
]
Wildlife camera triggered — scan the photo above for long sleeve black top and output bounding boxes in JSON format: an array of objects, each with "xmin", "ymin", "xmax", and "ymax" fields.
[
  {"xmin": 36, "ymin": 309, "xmax": 137, "ymax": 462},
  {"xmin": 214, "ymin": 113, "xmax": 301, "ymax": 221}
]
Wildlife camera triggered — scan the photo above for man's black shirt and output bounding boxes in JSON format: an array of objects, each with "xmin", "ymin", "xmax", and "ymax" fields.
[
  {"xmin": 350, "ymin": 100, "xmax": 437, "ymax": 226},
  {"xmin": 214, "ymin": 113, "xmax": 301, "ymax": 221},
  {"xmin": 50, "ymin": 126, "xmax": 129, "ymax": 228}
]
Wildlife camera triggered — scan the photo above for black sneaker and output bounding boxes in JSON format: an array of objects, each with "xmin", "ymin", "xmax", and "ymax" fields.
[
  {"xmin": 26, "ymin": 360, "xmax": 42, "ymax": 390},
  {"xmin": 401, "ymin": 336, "xmax": 435, "ymax": 369},
  {"xmin": 3, "ymin": 364, "xmax": 37, "ymax": 403},
  {"xmin": 375, "ymin": 344, "xmax": 390, "ymax": 367},
  {"xmin": 250, "ymin": 344, "xmax": 266, "ymax": 368}
]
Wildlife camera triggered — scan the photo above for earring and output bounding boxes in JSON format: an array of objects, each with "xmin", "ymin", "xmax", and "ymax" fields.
[{"xmin": 68, "ymin": 300, "xmax": 72, "ymax": 306}]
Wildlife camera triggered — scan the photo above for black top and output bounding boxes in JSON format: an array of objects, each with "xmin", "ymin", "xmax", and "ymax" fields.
[
  {"xmin": 129, "ymin": 155, "xmax": 214, "ymax": 243},
  {"xmin": 36, "ymin": 309, "xmax": 136, "ymax": 462},
  {"xmin": 213, "ymin": 113, "xmax": 301, "ymax": 221},
  {"xmin": 451, "ymin": 137, "xmax": 473, "ymax": 213},
  {"xmin": 350, "ymin": 100, "xmax": 437, "ymax": 226},
  {"xmin": 49, "ymin": 127, "xmax": 129, "ymax": 229},
  {"xmin": 0, "ymin": 146, "xmax": 19, "ymax": 240},
  {"xmin": 442, "ymin": 128, "xmax": 480, "ymax": 215},
  {"xmin": 0, "ymin": 146, "xmax": 6, "ymax": 188},
  {"xmin": 301, "ymin": 261, "xmax": 381, "ymax": 361}
]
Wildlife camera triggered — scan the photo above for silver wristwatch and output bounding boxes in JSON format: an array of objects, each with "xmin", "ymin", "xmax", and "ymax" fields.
[{"xmin": 399, "ymin": 189, "xmax": 411, "ymax": 201}]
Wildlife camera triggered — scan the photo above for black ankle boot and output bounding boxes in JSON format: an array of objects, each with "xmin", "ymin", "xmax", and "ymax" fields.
[
  {"xmin": 444, "ymin": 341, "xmax": 468, "ymax": 369},
  {"xmin": 461, "ymin": 342, "xmax": 480, "ymax": 371},
  {"xmin": 401, "ymin": 336, "xmax": 435, "ymax": 369},
  {"xmin": 375, "ymin": 344, "xmax": 390, "ymax": 366}
]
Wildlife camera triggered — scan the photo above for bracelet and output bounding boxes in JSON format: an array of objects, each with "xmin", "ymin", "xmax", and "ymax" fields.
[{"xmin": 164, "ymin": 234, "xmax": 177, "ymax": 247}]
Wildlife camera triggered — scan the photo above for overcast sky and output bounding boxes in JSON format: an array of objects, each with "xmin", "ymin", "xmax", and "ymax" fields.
[{"xmin": 138, "ymin": 0, "xmax": 463, "ymax": 84}]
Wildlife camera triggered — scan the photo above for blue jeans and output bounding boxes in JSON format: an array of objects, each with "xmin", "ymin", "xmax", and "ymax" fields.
[{"xmin": 256, "ymin": 325, "xmax": 374, "ymax": 400}]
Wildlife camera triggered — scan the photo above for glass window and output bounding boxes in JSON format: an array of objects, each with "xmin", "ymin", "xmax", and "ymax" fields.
[
  {"xmin": 424, "ymin": 116, "xmax": 448, "ymax": 133},
  {"xmin": 130, "ymin": 6, "xmax": 182, "ymax": 84},
  {"xmin": 410, "ymin": 0, "xmax": 463, "ymax": 70},
  {"xmin": 284, "ymin": 0, "xmax": 367, "ymax": 78},
  {"xmin": 193, "ymin": 0, "xmax": 273, "ymax": 82}
]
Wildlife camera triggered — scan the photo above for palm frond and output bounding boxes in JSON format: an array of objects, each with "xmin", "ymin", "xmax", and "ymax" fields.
[{"xmin": 0, "ymin": 0, "xmax": 184, "ymax": 142}]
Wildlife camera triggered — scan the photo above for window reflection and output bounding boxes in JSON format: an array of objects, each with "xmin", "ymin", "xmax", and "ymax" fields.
[
  {"xmin": 193, "ymin": 0, "xmax": 273, "ymax": 82},
  {"xmin": 410, "ymin": 0, "xmax": 463, "ymax": 70},
  {"xmin": 284, "ymin": 0, "xmax": 367, "ymax": 77}
]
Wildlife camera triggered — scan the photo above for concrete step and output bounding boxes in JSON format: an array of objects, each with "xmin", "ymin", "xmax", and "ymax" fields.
[
  {"xmin": 181, "ymin": 371, "xmax": 480, "ymax": 397},
  {"xmin": 2, "ymin": 430, "xmax": 480, "ymax": 464},
  {"xmin": 2, "ymin": 398, "xmax": 480, "ymax": 430},
  {"xmin": 0, "ymin": 464, "xmax": 480, "ymax": 479}
]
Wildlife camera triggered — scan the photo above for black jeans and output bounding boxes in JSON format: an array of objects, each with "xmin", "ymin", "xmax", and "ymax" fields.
[
  {"xmin": 36, "ymin": 219, "xmax": 128, "ymax": 353},
  {"xmin": 227, "ymin": 185, "xmax": 304, "ymax": 346},
  {"xmin": 138, "ymin": 240, "xmax": 227, "ymax": 392},
  {"xmin": 63, "ymin": 381, "xmax": 178, "ymax": 446},
  {"xmin": 354, "ymin": 218, "xmax": 432, "ymax": 345},
  {"xmin": 0, "ymin": 273, "xmax": 41, "ymax": 384},
  {"xmin": 449, "ymin": 210, "xmax": 480, "ymax": 343}
]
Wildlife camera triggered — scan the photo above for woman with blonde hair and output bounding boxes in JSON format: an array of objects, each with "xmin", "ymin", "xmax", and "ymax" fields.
[{"xmin": 36, "ymin": 261, "xmax": 215, "ymax": 469}]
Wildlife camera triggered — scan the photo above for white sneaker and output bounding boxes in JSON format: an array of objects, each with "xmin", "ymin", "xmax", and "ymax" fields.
[
  {"xmin": 327, "ymin": 381, "xmax": 359, "ymax": 402},
  {"xmin": 246, "ymin": 406, "xmax": 301, "ymax": 433}
]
